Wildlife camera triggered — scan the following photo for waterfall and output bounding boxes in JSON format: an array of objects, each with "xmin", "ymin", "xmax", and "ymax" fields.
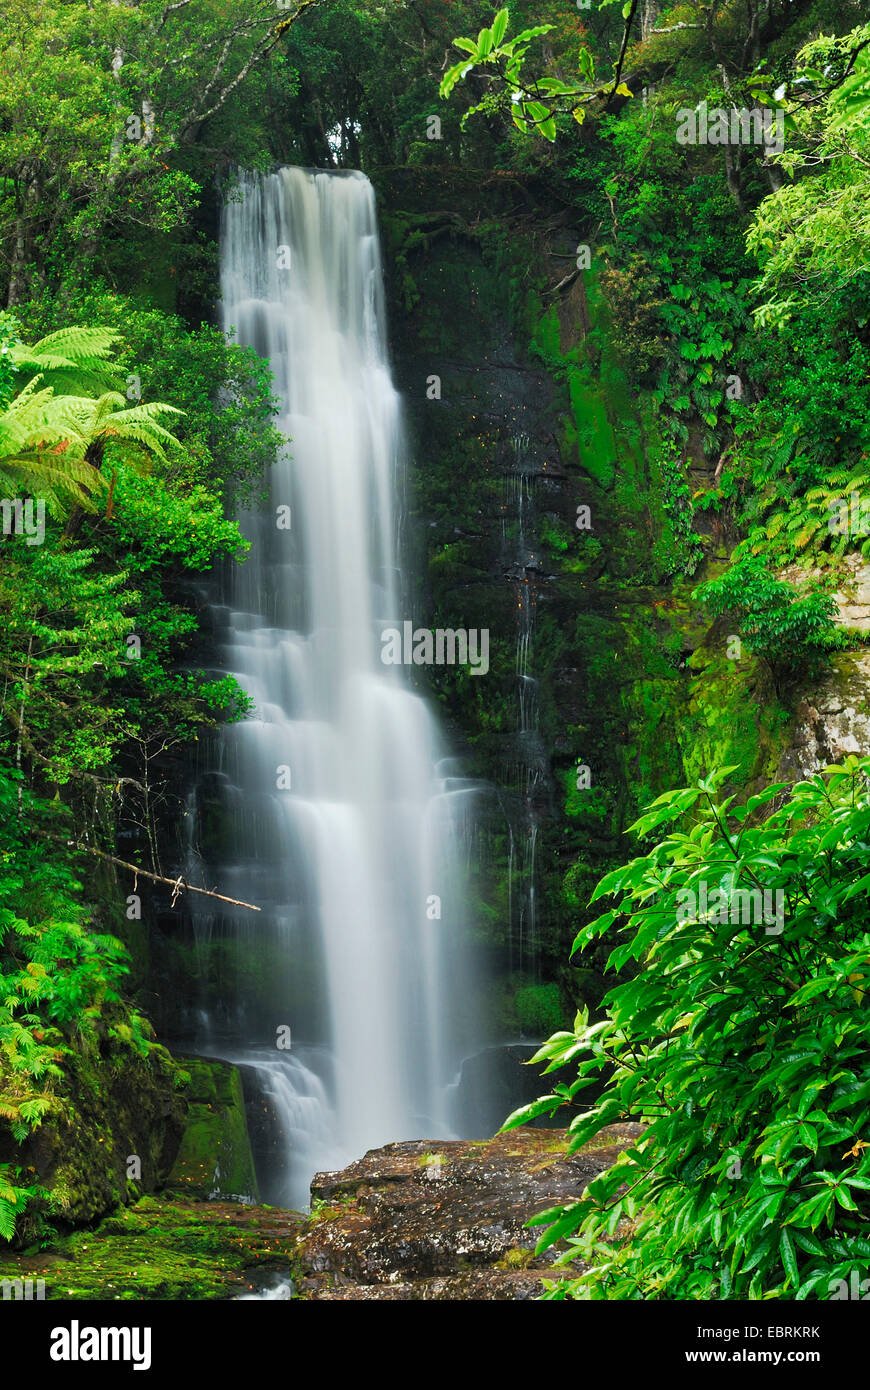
[
  {"xmin": 501, "ymin": 435, "xmax": 545, "ymax": 976},
  {"xmin": 187, "ymin": 167, "xmax": 473, "ymax": 1207}
]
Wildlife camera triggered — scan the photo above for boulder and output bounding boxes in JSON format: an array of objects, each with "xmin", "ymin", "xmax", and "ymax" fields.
[{"xmin": 296, "ymin": 1123, "xmax": 641, "ymax": 1299}]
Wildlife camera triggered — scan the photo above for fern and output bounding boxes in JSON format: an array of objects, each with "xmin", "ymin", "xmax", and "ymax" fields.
[
  {"xmin": 0, "ymin": 328, "xmax": 186, "ymax": 517},
  {"xmin": 0, "ymin": 1198, "xmax": 17, "ymax": 1242},
  {"xmin": 10, "ymin": 325, "xmax": 124, "ymax": 398}
]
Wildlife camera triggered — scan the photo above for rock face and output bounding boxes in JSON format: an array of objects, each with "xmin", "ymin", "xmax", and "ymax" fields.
[
  {"xmin": 0, "ymin": 1028, "xmax": 186, "ymax": 1236},
  {"xmin": 295, "ymin": 1124, "xmax": 640, "ymax": 1300},
  {"xmin": 164, "ymin": 1057, "xmax": 259, "ymax": 1203},
  {"xmin": 777, "ymin": 651, "xmax": 870, "ymax": 781},
  {"xmin": 775, "ymin": 556, "xmax": 870, "ymax": 778},
  {"xmin": 831, "ymin": 555, "xmax": 870, "ymax": 633}
]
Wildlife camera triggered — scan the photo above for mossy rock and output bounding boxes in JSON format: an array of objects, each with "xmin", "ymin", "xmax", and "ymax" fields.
[
  {"xmin": 0, "ymin": 1196, "xmax": 304, "ymax": 1300},
  {"xmin": 164, "ymin": 1058, "xmax": 259, "ymax": 1203},
  {"xmin": 0, "ymin": 1015, "xmax": 186, "ymax": 1239}
]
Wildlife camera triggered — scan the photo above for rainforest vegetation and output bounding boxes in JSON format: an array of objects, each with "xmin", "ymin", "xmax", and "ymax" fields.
[{"xmin": 0, "ymin": 0, "xmax": 869, "ymax": 1307}]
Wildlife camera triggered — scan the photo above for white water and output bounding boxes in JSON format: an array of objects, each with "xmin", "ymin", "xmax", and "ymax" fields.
[{"xmin": 198, "ymin": 167, "xmax": 472, "ymax": 1206}]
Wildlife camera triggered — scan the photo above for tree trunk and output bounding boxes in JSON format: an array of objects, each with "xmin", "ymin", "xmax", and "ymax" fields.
[
  {"xmin": 7, "ymin": 206, "xmax": 32, "ymax": 308},
  {"xmin": 640, "ymin": 0, "xmax": 659, "ymax": 40}
]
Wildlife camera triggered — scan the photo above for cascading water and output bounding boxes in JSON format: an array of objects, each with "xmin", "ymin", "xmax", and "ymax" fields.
[
  {"xmin": 501, "ymin": 432, "xmax": 546, "ymax": 977},
  {"xmin": 186, "ymin": 167, "xmax": 473, "ymax": 1208}
]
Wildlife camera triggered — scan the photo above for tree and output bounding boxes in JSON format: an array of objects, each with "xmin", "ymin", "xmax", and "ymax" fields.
[
  {"xmin": 0, "ymin": 321, "xmax": 184, "ymax": 517},
  {"xmin": 0, "ymin": 0, "xmax": 321, "ymax": 302},
  {"xmin": 0, "ymin": 382, "xmax": 97, "ymax": 516},
  {"xmin": 748, "ymin": 24, "xmax": 870, "ymax": 330}
]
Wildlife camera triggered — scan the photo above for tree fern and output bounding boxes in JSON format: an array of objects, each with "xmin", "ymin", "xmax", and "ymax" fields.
[
  {"xmin": 59, "ymin": 391, "xmax": 184, "ymax": 473},
  {"xmin": 0, "ymin": 1196, "xmax": 18, "ymax": 1242},
  {"xmin": 0, "ymin": 367, "xmax": 184, "ymax": 517},
  {"xmin": 0, "ymin": 380, "xmax": 102, "ymax": 514},
  {"xmin": 10, "ymin": 325, "xmax": 124, "ymax": 398}
]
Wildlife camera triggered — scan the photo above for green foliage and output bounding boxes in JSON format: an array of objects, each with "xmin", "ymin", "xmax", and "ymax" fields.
[
  {"xmin": 0, "ymin": 778, "xmax": 132, "ymax": 1241},
  {"xmin": 748, "ymin": 24, "xmax": 870, "ymax": 329},
  {"xmin": 436, "ymin": 2, "xmax": 870, "ymax": 601},
  {"xmin": 515, "ymin": 982, "xmax": 566, "ymax": 1035},
  {"xmin": 0, "ymin": 314, "xmax": 21, "ymax": 409},
  {"xmin": 440, "ymin": 6, "xmax": 631, "ymax": 140},
  {"xmin": 0, "ymin": 1166, "xmax": 46, "ymax": 1241},
  {"xmin": 9, "ymin": 325, "xmax": 124, "ymax": 398},
  {"xmin": 694, "ymin": 553, "xmax": 844, "ymax": 686},
  {"xmin": 16, "ymin": 290, "xmax": 282, "ymax": 502},
  {"xmin": 0, "ymin": 380, "xmax": 101, "ymax": 517},
  {"xmin": 504, "ymin": 759, "xmax": 870, "ymax": 1300},
  {"xmin": 0, "ymin": 320, "xmax": 187, "ymax": 517},
  {"xmin": 0, "ymin": 0, "xmax": 319, "ymax": 303}
]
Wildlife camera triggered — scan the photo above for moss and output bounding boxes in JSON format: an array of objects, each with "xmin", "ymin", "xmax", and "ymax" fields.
[
  {"xmin": 164, "ymin": 1058, "xmax": 259, "ymax": 1203},
  {"xmin": 481, "ymin": 974, "xmax": 568, "ymax": 1037},
  {"xmin": 0, "ymin": 1196, "xmax": 303, "ymax": 1300},
  {"xmin": 514, "ymin": 983, "xmax": 566, "ymax": 1035},
  {"xmin": 0, "ymin": 1013, "xmax": 186, "ymax": 1242},
  {"xmin": 496, "ymin": 1246, "xmax": 536, "ymax": 1269},
  {"xmin": 619, "ymin": 581, "xmax": 787, "ymax": 805}
]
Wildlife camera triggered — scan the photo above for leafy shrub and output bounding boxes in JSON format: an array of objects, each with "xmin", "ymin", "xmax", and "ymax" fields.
[
  {"xmin": 505, "ymin": 760, "xmax": 870, "ymax": 1300},
  {"xmin": 694, "ymin": 553, "xmax": 844, "ymax": 686}
]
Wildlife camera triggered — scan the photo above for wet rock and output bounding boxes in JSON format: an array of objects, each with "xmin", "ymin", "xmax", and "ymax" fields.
[
  {"xmin": 164, "ymin": 1057, "xmax": 259, "ymax": 1203},
  {"xmin": 296, "ymin": 1124, "xmax": 640, "ymax": 1300},
  {"xmin": 449, "ymin": 1043, "xmax": 567, "ymax": 1137},
  {"xmin": 777, "ymin": 650, "xmax": 870, "ymax": 780}
]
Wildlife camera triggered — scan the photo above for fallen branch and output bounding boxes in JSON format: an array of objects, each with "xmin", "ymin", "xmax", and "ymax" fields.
[{"xmin": 49, "ymin": 836, "xmax": 262, "ymax": 912}]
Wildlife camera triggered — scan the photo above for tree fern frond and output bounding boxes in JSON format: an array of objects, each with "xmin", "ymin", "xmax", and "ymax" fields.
[
  {"xmin": 23, "ymin": 325, "xmax": 122, "ymax": 362},
  {"xmin": 0, "ymin": 1198, "xmax": 17, "ymax": 1241}
]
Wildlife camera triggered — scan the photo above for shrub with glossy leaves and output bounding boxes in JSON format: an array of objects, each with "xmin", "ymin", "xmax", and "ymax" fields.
[{"xmin": 504, "ymin": 759, "xmax": 870, "ymax": 1300}]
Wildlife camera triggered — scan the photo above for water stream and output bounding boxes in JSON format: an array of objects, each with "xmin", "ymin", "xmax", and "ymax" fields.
[{"xmin": 186, "ymin": 167, "xmax": 473, "ymax": 1208}]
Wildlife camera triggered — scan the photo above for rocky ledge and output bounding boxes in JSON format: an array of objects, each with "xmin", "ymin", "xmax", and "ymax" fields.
[
  {"xmin": 0, "ymin": 1124, "xmax": 639, "ymax": 1300},
  {"xmin": 295, "ymin": 1124, "xmax": 641, "ymax": 1300}
]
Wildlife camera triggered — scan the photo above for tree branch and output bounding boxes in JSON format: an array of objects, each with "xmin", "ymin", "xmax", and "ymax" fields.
[
  {"xmin": 606, "ymin": 0, "xmax": 642, "ymax": 108},
  {"xmin": 50, "ymin": 836, "xmax": 262, "ymax": 913},
  {"xmin": 177, "ymin": 0, "xmax": 320, "ymax": 141}
]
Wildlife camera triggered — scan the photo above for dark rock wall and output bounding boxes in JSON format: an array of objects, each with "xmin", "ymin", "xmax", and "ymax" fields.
[{"xmin": 377, "ymin": 166, "xmax": 791, "ymax": 1032}]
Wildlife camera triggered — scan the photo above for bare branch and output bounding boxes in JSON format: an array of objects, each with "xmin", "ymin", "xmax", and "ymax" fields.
[{"xmin": 53, "ymin": 836, "xmax": 263, "ymax": 912}]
